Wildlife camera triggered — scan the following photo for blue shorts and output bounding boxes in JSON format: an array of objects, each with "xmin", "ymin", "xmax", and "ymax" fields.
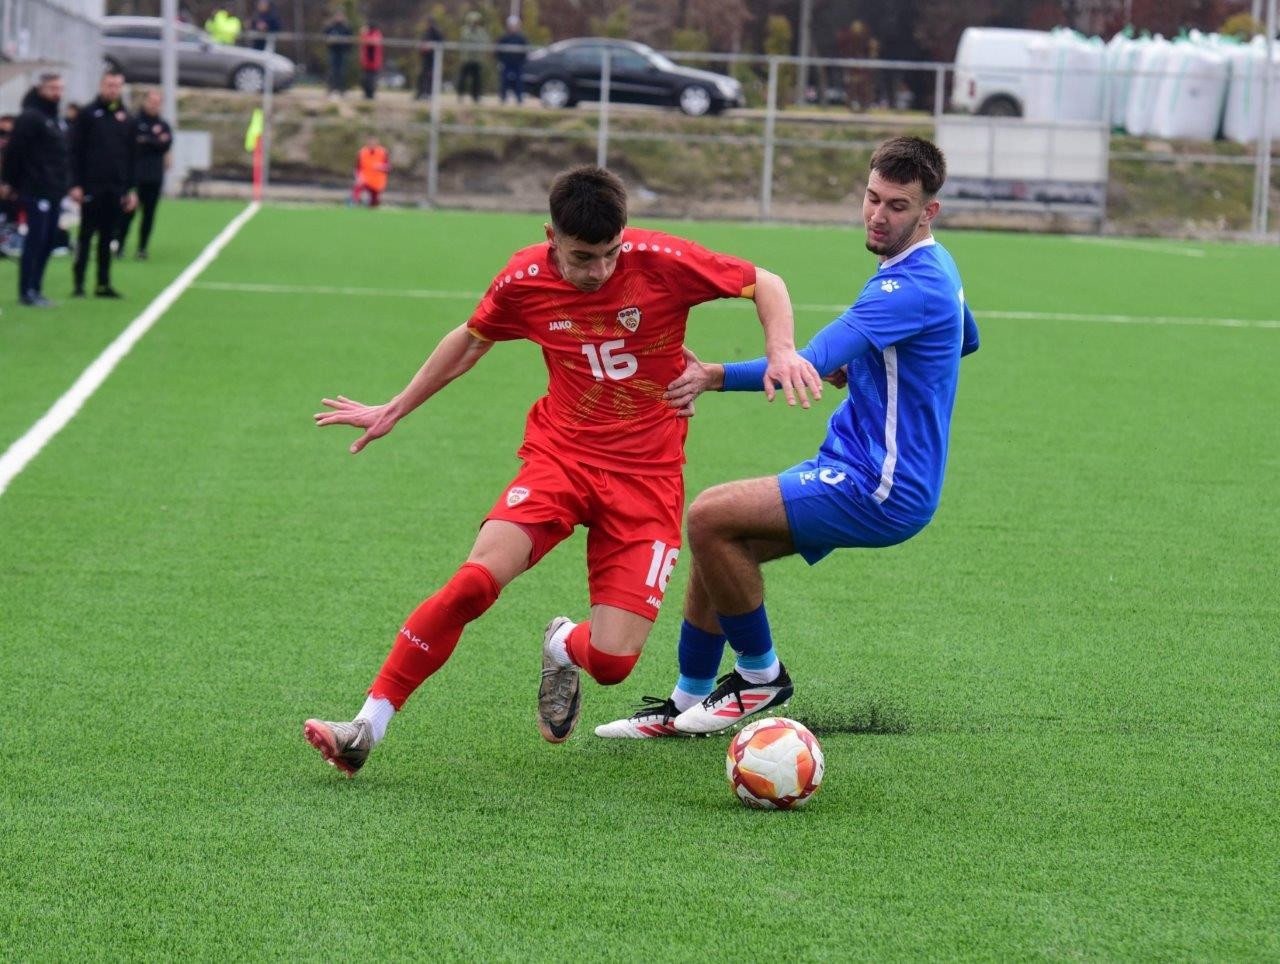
[{"xmin": 778, "ymin": 457, "xmax": 928, "ymax": 565}]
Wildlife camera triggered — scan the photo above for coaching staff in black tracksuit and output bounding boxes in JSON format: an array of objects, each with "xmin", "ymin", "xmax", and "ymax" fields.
[
  {"xmin": 117, "ymin": 90, "xmax": 172, "ymax": 260},
  {"xmin": 70, "ymin": 70, "xmax": 136, "ymax": 298},
  {"xmin": 0, "ymin": 73, "xmax": 70, "ymax": 307}
]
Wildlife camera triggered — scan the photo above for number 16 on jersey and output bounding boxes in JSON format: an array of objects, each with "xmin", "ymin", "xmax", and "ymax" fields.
[{"xmin": 582, "ymin": 339, "xmax": 638, "ymax": 381}]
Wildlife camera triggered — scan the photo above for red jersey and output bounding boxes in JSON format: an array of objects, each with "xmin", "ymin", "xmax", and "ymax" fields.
[{"xmin": 467, "ymin": 228, "xmax": 756, "ymax": 476}]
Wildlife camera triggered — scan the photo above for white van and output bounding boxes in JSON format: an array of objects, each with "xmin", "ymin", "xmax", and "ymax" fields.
[{"xmin": 952, "ymin": 27, "xmax": 1047, "ymax": 116}]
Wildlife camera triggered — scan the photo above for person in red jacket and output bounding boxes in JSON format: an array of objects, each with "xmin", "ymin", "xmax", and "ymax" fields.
[{"xmin": 359, "ymin": 22, "xmax": 384, "ymax": 100}]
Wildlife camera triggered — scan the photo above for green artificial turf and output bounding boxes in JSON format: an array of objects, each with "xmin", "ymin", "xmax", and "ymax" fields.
[{"xmin": 1, "ymin": 204, "xmax": 1277, "ymax": 959}]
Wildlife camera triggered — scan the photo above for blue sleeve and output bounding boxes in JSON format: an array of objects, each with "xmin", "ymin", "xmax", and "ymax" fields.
[
  {"xmin": 961, "ymin": 300, "xmax": 980, "ymax": 357},
  {"xmin": 842, "ymin": 272, "xmax": 926, "ymax": 350},
  {"xmin": 721, "ymin": 315, "xmax": 873, "ymax": 392}
]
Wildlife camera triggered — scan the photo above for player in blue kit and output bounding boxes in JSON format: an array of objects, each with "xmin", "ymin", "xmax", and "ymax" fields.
[{"xmin": 596, "ymin": 136, "xmax": 980, "ymax": 738}]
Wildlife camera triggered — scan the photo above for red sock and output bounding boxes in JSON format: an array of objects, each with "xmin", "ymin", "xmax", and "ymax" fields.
[
  {"xmin": 370, "ymin": 562, "xmax": 500, "ymax": 709},
  {"xmin": 566, "ymin": 621, "xmax": 639, "ymax": 686}
]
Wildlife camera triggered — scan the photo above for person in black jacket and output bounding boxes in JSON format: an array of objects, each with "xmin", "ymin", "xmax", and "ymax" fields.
[
  {"xmin": 323, "ymin": 10, "xmax": 354, "ymax": 99},
  {"xmin": 415, "ymin": 17, "xmax": 443, "ymax": 100},
  {"xmin": 249, "ymin": 1, "xmax": 281, "ymax": 51},
  {"xmin": 69, "ymin": 70, "xmax": 136, "ymax": 299},
  {"xmin": 0, "ymin": 73, "xmax": 70, "ymax": 307},
  {"xmin": 116, "ymin": 90, "xmax": 171, "ymax": 260}
]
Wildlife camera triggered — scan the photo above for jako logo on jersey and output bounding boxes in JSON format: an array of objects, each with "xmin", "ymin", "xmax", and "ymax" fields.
[
  {"xmin": 506, "ymin": 487, "xmax": 530, "ymax": 507},
  {"xmin": 549, "ymin": 319, "xmax": 573, "ymax": 331},
  {"xmin": 819, "ymin": 468, "xmax": 846, "ymax": 485},
  {"xmin": 881, "ymin": 279, "xmax": 901, "ymax": 293},
  {"xmin": 617, "ymin": 307, "xmax": 641, "ymax": 332},
  {"xmin": 646, "ymin": 595, "xmax": 663, "ymax": 610}
]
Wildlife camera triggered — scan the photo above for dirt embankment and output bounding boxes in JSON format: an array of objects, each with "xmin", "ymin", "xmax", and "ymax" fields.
[{"xmin": 180, "ymin": 87, "xmax": 1276, "ymax": 238}]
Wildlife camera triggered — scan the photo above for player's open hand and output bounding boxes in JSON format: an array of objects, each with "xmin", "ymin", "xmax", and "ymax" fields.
[
  {"xmin": 665, "ymin": 347, "xmax": 720, "ymax": 415},
  {"xmin": 314, "ymin": 396, "xmax": 398, "ymax": 454},
  {"xmin": 764, "ymin": 350, "xmax": 822, "ymax": 408}
]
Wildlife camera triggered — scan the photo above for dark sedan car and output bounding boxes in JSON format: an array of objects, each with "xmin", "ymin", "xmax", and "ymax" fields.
[{"xmin": 522, "ymin": 39, "xmax": 744, "ymax": 116}]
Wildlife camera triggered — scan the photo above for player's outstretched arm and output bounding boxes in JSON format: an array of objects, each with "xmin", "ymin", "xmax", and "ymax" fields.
[
  {"xmin": 751, "ymin": 269, "xmax": 822, "ymax": 408},
  {"xmin": 669, "ymin": 314, "xmax": 874, "ymax": 410},
  {"xmin": 315, "ymin": 324, "xmax": 492, "ymax": 454}
]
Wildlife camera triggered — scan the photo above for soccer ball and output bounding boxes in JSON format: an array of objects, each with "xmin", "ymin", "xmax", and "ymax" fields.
[{"xmin": 726, "ymin": 717, "xmax": 824, "ymax": 810}]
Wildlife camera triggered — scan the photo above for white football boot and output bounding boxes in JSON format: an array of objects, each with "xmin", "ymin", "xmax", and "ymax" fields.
[
  {"xmin": 672, "ymin": 665, "xmax": 794, "ymax": 735},
  {"xmin": 594, "ymin": 697, "xmax": 687, "ymax": 738}
]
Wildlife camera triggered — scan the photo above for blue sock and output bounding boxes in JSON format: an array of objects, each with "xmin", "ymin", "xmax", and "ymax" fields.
[
  {"xmin": 675, "ymin": 620, "xmax": 725, "ymax": 703},
  {"xmin": 719, "ymin": 604, "xmax": 780, "ymax": 681}
]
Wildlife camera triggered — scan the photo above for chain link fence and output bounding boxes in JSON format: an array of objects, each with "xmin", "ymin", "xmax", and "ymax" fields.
[{"xmin": 162, "ymin": 31, "xmax": 1278, "ymax": 240}]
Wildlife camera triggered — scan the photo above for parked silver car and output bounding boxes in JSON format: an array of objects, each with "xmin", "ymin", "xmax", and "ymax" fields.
[{"xmin": 102, "ymin": 16, "xmax": 295, "ymax": 93}]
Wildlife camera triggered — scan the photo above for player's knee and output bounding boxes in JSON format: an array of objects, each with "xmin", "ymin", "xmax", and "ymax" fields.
[
  {"xmin": 438, "ymin": 562, "xmax": 501, "ymax": 622},
  {"xmin": 687, "ymin": 489, "xmax": 732, "ymax": 551}
]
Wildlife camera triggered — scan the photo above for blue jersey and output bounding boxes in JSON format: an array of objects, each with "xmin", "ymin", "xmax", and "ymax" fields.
[
  {"xmin": 723, "ymin": 236, "xmax": 979, "ymax": 527},
  {"xmin": 817, "ymin": 238, "xmax": 977, "ymax": 524}
]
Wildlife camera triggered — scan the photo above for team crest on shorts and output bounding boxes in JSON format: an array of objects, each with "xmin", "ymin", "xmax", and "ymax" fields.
[
  {"xmin": 617, "ymin": 307, "xmax": 641, "ymax": 332},
  {"xmin": 506, "ymin": 486, "xmax": 530, "ymax": 507}
]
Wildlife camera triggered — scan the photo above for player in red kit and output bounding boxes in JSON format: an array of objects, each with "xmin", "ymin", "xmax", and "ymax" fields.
[{"xmin": 303, "ymin": 166, "xmax": 821, "ymax": 774}]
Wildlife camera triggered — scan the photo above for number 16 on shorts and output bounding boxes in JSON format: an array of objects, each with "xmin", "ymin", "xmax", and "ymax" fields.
[{"xmin": 645, "ymin": 540, "xmax": 680, "ymax": 591}]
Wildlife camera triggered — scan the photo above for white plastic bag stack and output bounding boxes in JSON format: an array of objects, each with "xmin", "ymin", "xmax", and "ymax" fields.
[
  {"xmin": 1024, "ymin": 29, "xmax": 1108, "ymax": 123},
  {"xmin": 1106, "ymin": 31, "xmax": 1141, "ymax": 128},
  {"xmin": 1124, "ymin": 35, "xmax": 1172, "ymax": 136},
  {"xmin": 1148, "ymin": 38, "xmax": 1229, "ymax": 139},
  {"xmin": 1222, "ymin": 36, "xmax": 1280, "ymax": 144}
]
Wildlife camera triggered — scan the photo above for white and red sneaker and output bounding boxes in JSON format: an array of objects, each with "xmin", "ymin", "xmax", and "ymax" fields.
[
  {"xmin": 594, "ymin": 697, "xmax": 686, "ymax": 739},
  {"xmin": 672, "ymin": 666, "xmax": 793, "ymax": 735}
]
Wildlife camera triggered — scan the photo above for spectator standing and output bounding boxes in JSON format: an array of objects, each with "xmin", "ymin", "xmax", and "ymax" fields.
[
  {"xmin": 117, "ymin": 90, "xmax": 171, "ymax": 260},
  {"xmin": 69, "ymin": 70, "xmax": 136, "ymax": 299},
  {"xmin": 205, "ymin": 7, "xmax": 242, "ymax": 45},
  {"xmin": 458, "ymin": 11, "xmax": 489, "ymax": 104},
  {"xmin": 249, "ymin": 1, "xmax": 281, "ymax": 51},
  {"xmin": 359, "ymin": 22, "xmax": 384, "ymax": 100},
  {"xmin": 352, "ymin": 134, "xmax": 390, "ymax": 207},
  {"xmin": 416, "ymin": 17, "xmax": 444, "ymax": 100},
  {"xmin": 0, "ymin": 74, "xmax": 70, "ymax": 306},
  {"xmin": 496, "ymin": 16, "xmax": 529, "ymax": 105},
  {"xmin": 324, "ymin": 10, "xmax": 354, "ymax": 99}
]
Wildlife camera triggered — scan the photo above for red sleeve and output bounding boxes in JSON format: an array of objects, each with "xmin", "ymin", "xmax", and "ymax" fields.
[
  {"xmin": 647, "ymin": 232, "xmax": 756, "ymax": 306},
  {"xmin": 466, "ymin": 265, "xmax": 525, "ymax": 342}
]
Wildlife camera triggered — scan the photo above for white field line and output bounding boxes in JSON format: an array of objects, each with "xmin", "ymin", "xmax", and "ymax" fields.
[
  {"xmin": 190, "ymin": 280, "xmax": 1280, "ymax": 331},
  {"xmin": 193, "ymin": 280, "xmax": 479, "ymax": 300},
  {"xmin": 1067, "ymin": 236, "xmax": 1209, "ymax": 258},
  {"xmin": 0, "ymin": 202, "xmax": 261, "ymax": 498}
]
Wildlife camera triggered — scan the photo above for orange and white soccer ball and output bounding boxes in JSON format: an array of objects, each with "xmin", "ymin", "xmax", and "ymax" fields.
[{"xmin": 726, "ymin": 717, "xmax": 824, "ymax": 810}]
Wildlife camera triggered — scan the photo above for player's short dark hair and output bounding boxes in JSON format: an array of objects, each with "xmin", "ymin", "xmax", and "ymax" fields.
[
  {"xmin": 102, "ymin": 67, "xmax": 124, "ymax": 79},
  {"xmin": 548, "ymin": 165, "xmax": 628, "ymax": 244},
  {"xmin": 869, "ymin": 136, "xmax": 946, "ymax": 197}
]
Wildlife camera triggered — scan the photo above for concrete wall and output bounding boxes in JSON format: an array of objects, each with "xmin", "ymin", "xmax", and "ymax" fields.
[{"xmin": 0, "ymin": 0, "xmax": 104, "ymax": 112}]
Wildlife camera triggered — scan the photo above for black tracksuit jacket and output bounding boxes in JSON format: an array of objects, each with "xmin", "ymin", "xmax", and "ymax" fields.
[
  {"xmin": 133, "ymin": 111, "xmax": 173, "ymax": 185},
  {"xmin": 70, "ymin": 96, "xmax": 135, "ymax": 195},
  {"xmin": 1, "ymin": 88, "xmax": 70, "ymax": 198}
]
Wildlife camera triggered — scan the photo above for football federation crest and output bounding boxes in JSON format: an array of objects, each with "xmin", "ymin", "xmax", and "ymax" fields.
[
  {"xmin": 506, "ymin": 486, "xmax": 530, "ymax": 507},
  {"xmin": 617, "ymin": 307, "xmax": 641, "ymax": 332}
]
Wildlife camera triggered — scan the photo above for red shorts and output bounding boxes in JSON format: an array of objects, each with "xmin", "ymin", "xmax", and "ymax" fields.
[{"xmin": 485, "ymin": 453, "xmax": 684, "ymax": 621}]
